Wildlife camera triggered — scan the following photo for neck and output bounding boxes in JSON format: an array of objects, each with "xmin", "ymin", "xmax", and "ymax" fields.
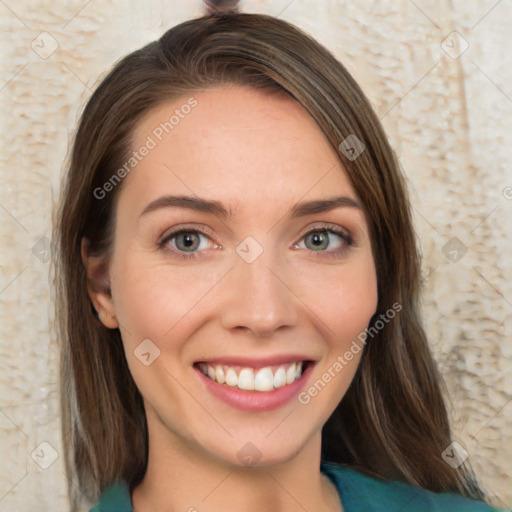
[{"xmin": 131, "ymin": 408, "xmax": 342, "ymax": 512}]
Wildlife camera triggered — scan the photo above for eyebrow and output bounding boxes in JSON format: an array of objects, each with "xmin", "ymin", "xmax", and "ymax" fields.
[{"xmin": 139, "ymin": 194, "xmax": 362, "ymax": 220}]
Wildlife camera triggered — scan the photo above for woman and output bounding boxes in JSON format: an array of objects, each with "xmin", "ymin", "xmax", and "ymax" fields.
[{"xmin": 54, "ymin": 3, "xmax": 504, "ymax": 511}]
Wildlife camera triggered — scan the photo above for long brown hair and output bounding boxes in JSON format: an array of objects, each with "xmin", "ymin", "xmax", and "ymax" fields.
[{"xmin": 54, "ymin": 11, "xmax": 487, "ymax": 510}]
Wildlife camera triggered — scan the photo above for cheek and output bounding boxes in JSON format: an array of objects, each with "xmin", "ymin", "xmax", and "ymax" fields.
[
  {"xmin": 110, "ymin": 255, "xmax": 225, "ymax": 345},
  {"xmin": 297, "ymin": 262, "xmax": 377, "ymax": 412},
  {"xmin": 295, "ymin": 257, "xmax": 378, "ymax": 345},
  {"xmin": 111, "ymin": 242, "xmax": 377, "ymax": 351}
]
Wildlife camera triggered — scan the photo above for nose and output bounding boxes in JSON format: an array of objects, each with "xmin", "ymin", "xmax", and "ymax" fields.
[{"xmin": 220, "ymin": 244, "xmax": 298, "ymax": 337}]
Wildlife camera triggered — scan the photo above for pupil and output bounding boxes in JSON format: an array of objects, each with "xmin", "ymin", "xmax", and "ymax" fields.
[
  {"xmin": 181, "ymin": 233, "xmax": 197, "ymax": 250},
  {"xmin": 310, "ymin": 231, "xmax": 327, "ymax": 249}
]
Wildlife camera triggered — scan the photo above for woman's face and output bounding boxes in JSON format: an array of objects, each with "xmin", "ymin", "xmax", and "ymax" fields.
[{"xmin": 88, "ymin": 85, "xmax": 378, "ymax": 467}]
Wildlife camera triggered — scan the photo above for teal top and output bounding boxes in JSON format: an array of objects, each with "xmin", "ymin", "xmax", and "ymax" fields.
[{"xmin": 90, "ymin": 461, "xmax": 506, "ymax": 512}]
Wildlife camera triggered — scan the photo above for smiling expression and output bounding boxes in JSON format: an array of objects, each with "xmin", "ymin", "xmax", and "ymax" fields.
[{"xmin": 90, "ymin": 84, "xmax": 378, "ymax": 467}]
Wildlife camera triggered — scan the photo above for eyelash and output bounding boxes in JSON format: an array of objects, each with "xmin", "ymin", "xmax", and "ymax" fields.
[{"xmin": 157, "ymin": 223, "xmax": 353, "ymax": 261}]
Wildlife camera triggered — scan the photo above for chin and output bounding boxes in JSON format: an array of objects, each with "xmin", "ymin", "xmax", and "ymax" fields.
[{"xmin": 203, "ymin": 432, "xmax": 314, "ymax": 471}]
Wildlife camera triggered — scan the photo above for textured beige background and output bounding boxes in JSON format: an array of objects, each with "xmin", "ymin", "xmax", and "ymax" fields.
[{"xmin": 1, "ymin": 0, "xmax": 511, "ymax": 510}]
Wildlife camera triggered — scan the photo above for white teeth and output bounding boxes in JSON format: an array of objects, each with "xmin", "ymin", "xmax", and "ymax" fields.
[
  {"xmin": 238, "ymin": 368, "xmax": 255, "ymax": 390},
  {"xmin": 254, "ymin": 367, "xmax": 274, "ymax": 392},
  {"xmin": 286, "ymin": 362, "xmax": 297, "ymax": 385},
  {"xmin": 273, "ymin": 367, "xmax": 287, "ymax": 388},
  {"xmin": 199, "ymin": 361, "xmax": 307, "ymax": 391},
  {"xmin": 225, "ymin": 367, "xmax": 238, "ymax": 387},
  {"xmin": 215, "ymin": 365, "xmax": 225, "ymax": 385}
]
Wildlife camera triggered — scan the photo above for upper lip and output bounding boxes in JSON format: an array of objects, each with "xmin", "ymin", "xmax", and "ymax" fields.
[{"xmin": 194, "ymin": 355, "xmax": 315, "ymax": 369}]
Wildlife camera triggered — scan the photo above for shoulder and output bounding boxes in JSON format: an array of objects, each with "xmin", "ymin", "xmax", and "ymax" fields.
[
  {"xmin": 320, "ymin": 461, "xmax": 505, "ymax": 512},
  {"xmin": 89, "ymin": 481, "xmax": 132, "ymax": 512},
  {"xmin": 89, "ymin": 465, "xmax": 507, "ymax": 512}
]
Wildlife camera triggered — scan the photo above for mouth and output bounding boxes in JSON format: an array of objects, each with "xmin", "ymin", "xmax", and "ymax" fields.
[
  {"xmin": 194, "ymin": 358, "xmax": 315, "ymax": 411},
  {"xmin": 194, "ymin": 360, "xmax": 313, "ymax": 392}
]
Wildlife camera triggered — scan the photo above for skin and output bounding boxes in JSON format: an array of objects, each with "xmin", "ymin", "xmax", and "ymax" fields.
[{"xmin": 84, "ymin": 85, "xmax": 378, "ymax": 512}]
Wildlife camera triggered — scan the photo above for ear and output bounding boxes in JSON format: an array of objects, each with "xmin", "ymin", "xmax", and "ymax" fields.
[{"xmin": 81, "ymin": 237, "xmax": 118, "ymax": 329}]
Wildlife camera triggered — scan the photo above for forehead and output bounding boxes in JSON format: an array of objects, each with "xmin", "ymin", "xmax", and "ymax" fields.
[{"xmin": 124, "ymin": 85, "xmax": 357, "ymax": 214}]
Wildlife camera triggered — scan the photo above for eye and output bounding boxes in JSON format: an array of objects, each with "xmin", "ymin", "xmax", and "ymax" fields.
[
  {"xmin": 293, "ymin": 224, "xmax": 353, "ymax": 258},
  {"xmin": 158, "ymin": 228, "xmax": 217, "ymax": 259},
  {"xmin": 158, "ymin": 223, "xmax": 353, "ymax": 261}
]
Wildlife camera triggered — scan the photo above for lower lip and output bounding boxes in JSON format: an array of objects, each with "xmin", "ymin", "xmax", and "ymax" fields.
[{"xmin": 195, "ymin": 363, "xmax": 314, "ymax": 412}]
